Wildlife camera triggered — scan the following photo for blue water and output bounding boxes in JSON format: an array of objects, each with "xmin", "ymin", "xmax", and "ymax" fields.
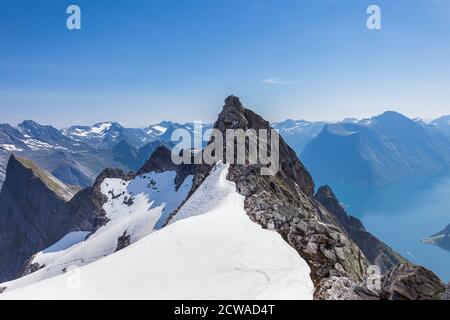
[{"xmin": 338, "ymin": 176, "xmax": 450, "ymax": 283}]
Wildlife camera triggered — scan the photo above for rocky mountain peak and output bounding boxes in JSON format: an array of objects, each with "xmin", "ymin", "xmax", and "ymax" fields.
[
  {"xmin": 224, "ymin": 95, "xmax": 245, "ymax": 111},
  {"xmin": 137, "ymin": 146, "xmax": 174, "ymax": 174},
  {"xmin": 7, "ymin": 154, "xmax": 77, "ymax": 202},
  {"xmin": 213, "ymin": 96, "xmax": 315, "ymax": 197},
  {"xmin": 137, "ymin": 146, "xmax": 197, "ymax": 189}
]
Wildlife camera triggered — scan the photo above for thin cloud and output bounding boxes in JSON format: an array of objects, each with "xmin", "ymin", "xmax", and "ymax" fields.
[{"xmin": 261, "ymin": 77, "xmax": 301, "ymax": 86}]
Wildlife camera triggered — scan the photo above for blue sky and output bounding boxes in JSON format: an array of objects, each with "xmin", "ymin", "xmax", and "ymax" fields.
[{"xmin": 1, "ymin": 0, "xmax": 450, "ymax": 127}]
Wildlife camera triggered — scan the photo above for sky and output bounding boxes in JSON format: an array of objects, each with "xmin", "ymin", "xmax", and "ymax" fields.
[{"xmin": 1, "ymin": 0, "xmax": 450, "ymax": 128}]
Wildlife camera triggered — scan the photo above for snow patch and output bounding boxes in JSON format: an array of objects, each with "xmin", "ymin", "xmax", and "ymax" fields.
[{"xmin": 0, "ymin": 144, "xmax": 23, "ymax": 152}]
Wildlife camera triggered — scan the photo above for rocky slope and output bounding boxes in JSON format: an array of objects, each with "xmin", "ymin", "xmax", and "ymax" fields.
[
  {"xmin": 0, "ymin": 156, "xmax": 83, "ymax": 282},
  {"xmin": 314, "ymin": 185, "xmax": 407, "ymax": 273},
  {"xmin": 444, "ymin": 282, "xmax": 450, "ymax": 300},
  {"xmin": 381, "ymin": 264, "xmax": 446, "ymax": 300}
]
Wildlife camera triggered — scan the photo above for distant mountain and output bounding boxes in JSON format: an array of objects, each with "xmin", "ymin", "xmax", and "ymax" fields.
[
  {"xmin": 429, "ymin": 116, "xmax": 450, "ymax": 137},
  {"xmin": 145, "ymin": 121, "xmax": 213, "ymax": 147},
  {"xmin": 422, "ymin": 224, "xmax": 450, "ymax": 252},
  {"xmin": 111, "ymin": 139, "xmax": 166, "ymax": 171},
  {"xmin": 0, "ymin": 121, "xmax": 172, "ymax": 188},
  {"xmin": 273, "ymin": 119, "xmax": 326, "ymax": 155},
  {"xmin": 62, "ymin": 122, "xmax": 155, "ymax": 149},
  {"xmin": 301, "ymin": 111, "xmax": 450, "ymax": 191}
]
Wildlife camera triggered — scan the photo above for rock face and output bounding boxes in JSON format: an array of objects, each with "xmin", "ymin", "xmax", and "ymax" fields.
[
  {"xmin": 444, "ymin": 282, "xmax": 450, "ymax": 300},
  {"xmin": 315, "ymin": 185, "xmax": 406, "ymax": 273},
  {"xmin": 0, "ymin": 155, "xmax": 125, "ymax": 283},
  {"xmin": 314, "ymin": 276, "xmax": 379, "ymax": 300},
  {"xmin": 0, "ymin": 155, "xmax": 78, "ymax": 282},
  {"xmin": 381, "ymin": 264, "xmax": 446, "ymax": 300},
  {"xmin": 138, "ymin": 145, "xmax": 197, "ymax": 189}
]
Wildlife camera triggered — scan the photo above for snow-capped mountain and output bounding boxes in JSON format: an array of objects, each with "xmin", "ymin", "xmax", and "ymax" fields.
[
  {"xmin": 273, "ymin": 119, "xmax": 327, "ymax": 155},
  {"xmin": 62, "ymin": 122, "xmax": 156, "ymax": 149},
  {"xmin": 1, "ymin": 96, "xmax": 445, "ymax": 300},
  {"xmin": 0, "ymin": 121, "xmax": 100, "ymax": 188},
  {"xmin": 145, "ymin": 121, "xmax": 213, "ymax": 147},
  {"xmin": 0, "ymin": 121, "xmax": 171, "ymax": 188}
]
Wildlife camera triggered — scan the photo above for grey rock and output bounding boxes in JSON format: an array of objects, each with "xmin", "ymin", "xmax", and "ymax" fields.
[
  {"xmin": 137, "ymin": 145, "xmax": 197, "ymax": 190},
  {"xmin": 116, "ymin": 231, "xmax": 131, "ymax": 252},
  {"xmin": 315, "ymin": 276, "xmax": 379, "ymax": 300},
  {"xmin": 444, "ymin": 282, "xmax": 450, "ymax": 300},
  {"xmin": 315, "ymin": 185, "xmax": 407, "ymax": 273},
  {"xmin": 381, "ymin": 263, "xmax": 446, "ymax": 300}
]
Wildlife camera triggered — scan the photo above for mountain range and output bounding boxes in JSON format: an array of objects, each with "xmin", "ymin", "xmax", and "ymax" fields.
[
  {"xmin": 0, "ymin": 120, "xmax": 212, "ymax": 189},
  {"xmin": 0, "ymin": 96, "xmax": 446, "ymax": 300},
  {"xmin": 299, "ymin": 112, "xmax": 450, "ymax": 202}
]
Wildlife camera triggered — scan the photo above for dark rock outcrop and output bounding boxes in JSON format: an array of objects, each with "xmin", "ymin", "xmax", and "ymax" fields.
[
  {"xmin": 137, "ymin": 145, "xmax": 197, "ymax": 189},
  {"xmin": 0, "ymin": 155, "xmax": 81, "ymax": 282},
  {"xmin": 381, "ymin": 264, "xmax": 446, "ymax": 300},
  {"xmin": 315, "ymin": 185, "xmax": 406, "ymax": 273},
  {"xmin": 116, "ymin": 231, "xmax": 132, "ymax": 252}
]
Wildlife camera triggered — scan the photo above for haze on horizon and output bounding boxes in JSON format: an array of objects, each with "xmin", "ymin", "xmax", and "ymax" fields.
[{"xmin": 1, "ymin": 0, "xmax": 450, "ymax": 127}]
